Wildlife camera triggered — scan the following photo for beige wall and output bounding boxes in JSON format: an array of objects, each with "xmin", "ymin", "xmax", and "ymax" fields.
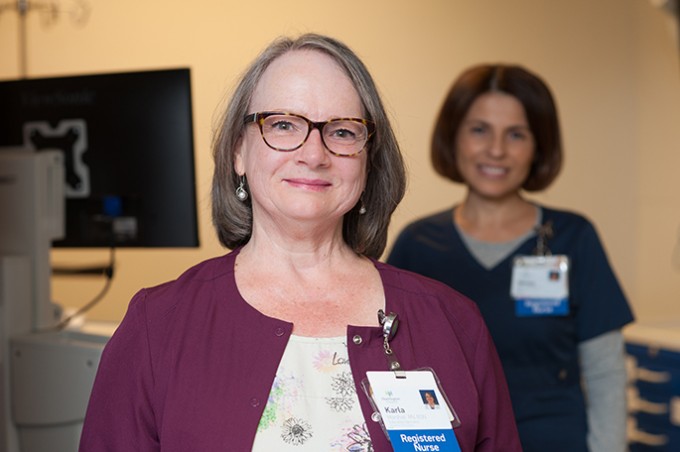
[{"xmin": 1, "ymin": 0, "xmax": 678, "ymax": 324}]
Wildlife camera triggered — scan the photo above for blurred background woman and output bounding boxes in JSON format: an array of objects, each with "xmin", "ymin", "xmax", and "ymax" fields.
[{"xmin": 388, "ymin": 63, "xmax": 634, "ymax": 452}]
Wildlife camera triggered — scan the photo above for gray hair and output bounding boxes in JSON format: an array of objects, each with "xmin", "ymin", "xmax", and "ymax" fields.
[{"xmin": 211, "ymin": 33, "xmax": 406, "ymax": 258}]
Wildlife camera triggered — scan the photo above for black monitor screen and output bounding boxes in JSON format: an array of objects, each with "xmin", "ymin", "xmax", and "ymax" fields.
[{"xmin": 0, "ymin": 68, "xmax": 199, "ymax": 248}]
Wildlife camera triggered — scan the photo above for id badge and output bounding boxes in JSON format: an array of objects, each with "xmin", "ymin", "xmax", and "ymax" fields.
[
  {"xmin": 363, "ymin": 368, "xmax": 461, "ymax": 451},
  {"xmin": 510, "ymin": 255, "xmax": 570, "ymax": 316}
]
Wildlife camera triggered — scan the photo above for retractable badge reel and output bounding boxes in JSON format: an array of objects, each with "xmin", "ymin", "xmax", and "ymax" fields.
[{"xmin": 377, "ymin": 309, "xmax": 404, "ymax": 377}]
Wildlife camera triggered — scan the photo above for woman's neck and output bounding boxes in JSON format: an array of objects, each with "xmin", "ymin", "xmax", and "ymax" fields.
[
  {"xmin": 234, "ymin": 235, "xmax": 384, "ymax": 337},
  {"xmin": 455, "ymin": 193, "xmax": 537, "ymax": 243}
]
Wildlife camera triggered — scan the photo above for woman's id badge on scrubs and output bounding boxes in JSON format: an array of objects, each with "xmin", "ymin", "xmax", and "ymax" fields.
[
  {"xmin": 510, "ymin": 255, "xmax": 570, "ymax": 316},
  {"xmin": 363, "ymin": 369, "xmax": 461, "ymax": 451}
]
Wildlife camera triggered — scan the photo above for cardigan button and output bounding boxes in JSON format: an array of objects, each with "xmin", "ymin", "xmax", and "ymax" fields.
[
  {"xmin": 558, "ymin": 369, "xmax": 568, "ymax": 380},
  {"xmin": 352, "ymin": 335, "xmax": 363, "ymax": 345},
  {"xmin": 250, "ymin": 397, "xmax": 260, "ymax": 407},
  {"xmin": 371, "ymin": 411, "xmax": 381, "ymax": 422},
  {"xmin": 274, "ymin": 327, "xmax": 285, "ymax": 337}
]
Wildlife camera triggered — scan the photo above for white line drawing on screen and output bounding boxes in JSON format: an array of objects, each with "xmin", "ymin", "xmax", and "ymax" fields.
[{"xmin": 23, "ymin": 120, "xmax": 89, "ymax": 198}]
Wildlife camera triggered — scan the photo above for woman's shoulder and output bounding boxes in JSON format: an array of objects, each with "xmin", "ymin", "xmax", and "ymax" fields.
[
  {"xmin": 128, "ymin": 252, "xmax": 236, "ymax": 318},
  {"xmin": 391, "ymin": 208, "xmax": 456, "ymax": 248},
  {"xmin": 539, "ymin": 204, "xmax": 601, "ymax": 237},
  {"xmin": 148, "ymin": 253, "xmax": 232, "ymax": 291},
  {"xmin": 400, "ymin": 207, "xmax": 454, "ymax": 231},
  {"xmin": 537, "ymin": 204, "xmax": 610, "ymax": 257},
  {"xmin": 540, "ymin": 204, "xmax": 594, "ymax": 227}
]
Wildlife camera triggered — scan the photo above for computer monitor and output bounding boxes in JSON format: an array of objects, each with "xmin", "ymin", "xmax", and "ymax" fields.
[{"xmin": 0, "ymin": 68, "xmax": 199, "ymax": 248}]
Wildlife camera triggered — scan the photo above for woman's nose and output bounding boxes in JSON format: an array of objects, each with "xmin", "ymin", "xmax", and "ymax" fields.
[
  {"xmin": 296, "ymin": 129, "xmax": 331, "ymax": 166},
  {"xmin": 486, "ymin": 133, "xmax": 507, "ymax": 158}
]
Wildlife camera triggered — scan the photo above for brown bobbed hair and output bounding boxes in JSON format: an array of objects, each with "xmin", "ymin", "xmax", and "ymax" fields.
[
  {"xmin": 431, "ymin": 64, "xmax": 563, "ymax": 192},
  {"xmin": 211, "ymin": 33, "xmax": 406, "ymax": 258}
]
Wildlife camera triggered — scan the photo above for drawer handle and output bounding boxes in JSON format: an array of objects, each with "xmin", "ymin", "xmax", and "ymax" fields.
[
  {"xmin": 629, "ymin": 428, "xmax": 669, "ymax": 446},
  {"xmin": 636, "ymin": 399, "xmax": 669, "ymax": 415},
  {"xmin": 627, "ymin": 388, "xmax": 668, "ymax": 414},
  {"xmin": 636, "ymin": 367, "xmax": 671, "ymax": 383}
]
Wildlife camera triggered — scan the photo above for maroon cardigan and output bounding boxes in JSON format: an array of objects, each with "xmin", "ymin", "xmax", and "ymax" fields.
[{"xmin": 79, "ymin": 249, "xmax": 521, "ymax": 451}]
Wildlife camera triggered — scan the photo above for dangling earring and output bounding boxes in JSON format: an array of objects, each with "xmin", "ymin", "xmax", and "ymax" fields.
[
  {"xmin": 236, "ymin": 175, "xmax": 248, "ymax": 202},
  {"xmin": 359, "ymin": 200, "xmax": 367, "ymax": 215}
]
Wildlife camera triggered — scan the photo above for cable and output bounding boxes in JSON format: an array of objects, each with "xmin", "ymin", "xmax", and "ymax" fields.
[
  {"xmin": 52, "ymin": 245, "xmax": 116, "ymax": 277},
  {"xmin": 48, "ymin": 246, "xmax": 116, "ymax": 331}
]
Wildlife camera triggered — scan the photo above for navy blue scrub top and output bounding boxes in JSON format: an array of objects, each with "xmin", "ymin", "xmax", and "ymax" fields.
[{"xmin": 387, "ymin": 205, "xmax": 634, "ymax": 452}]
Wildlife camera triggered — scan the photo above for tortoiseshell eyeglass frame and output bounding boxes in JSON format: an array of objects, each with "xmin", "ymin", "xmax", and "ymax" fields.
[{"xmin": 244, "ymin": 111, "xmax": 375, "ymax": 157}]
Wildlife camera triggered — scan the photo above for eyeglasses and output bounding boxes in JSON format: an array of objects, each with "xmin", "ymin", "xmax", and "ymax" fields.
[{"xmin": 244, "ymin": 111, "xmax": 375, "ymax": 157}]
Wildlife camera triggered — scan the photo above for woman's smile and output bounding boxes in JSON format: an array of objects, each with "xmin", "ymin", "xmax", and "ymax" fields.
[{"xmin": 284, "ymin": 177, "xmax": 333, "ymax": 191}]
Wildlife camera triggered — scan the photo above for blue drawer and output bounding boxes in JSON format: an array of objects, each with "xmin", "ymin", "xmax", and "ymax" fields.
[
  {"xmin": 636, "ymin": 411, "xmax": 674, "ymax": 433},
  {"xmin": 627, "ymin": 343, "xmax": 680, "ymax": 399},
  {"xmin": 627, "ymin": 343, "xmax": 680, "ymax": 373}
]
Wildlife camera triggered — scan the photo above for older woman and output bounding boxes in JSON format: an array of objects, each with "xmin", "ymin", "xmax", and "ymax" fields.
[{"xmin": 79, "ymin": 36, "xmax": 521, "ymax": 452}]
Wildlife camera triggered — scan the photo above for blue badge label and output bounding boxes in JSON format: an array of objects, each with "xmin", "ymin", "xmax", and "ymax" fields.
[
  {"xmin": 515, "ymin": 297, "xmax": 569, "ymax": 316},
  {"xmin": 388, "ymin": 429, "xmax": 461, "ymax": 452}
]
